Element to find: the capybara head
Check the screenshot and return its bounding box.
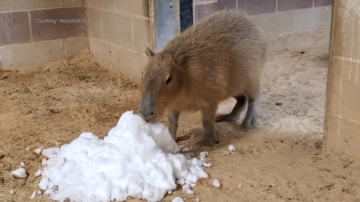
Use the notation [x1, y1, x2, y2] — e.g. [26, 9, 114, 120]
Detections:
[138, 47, 186, 123]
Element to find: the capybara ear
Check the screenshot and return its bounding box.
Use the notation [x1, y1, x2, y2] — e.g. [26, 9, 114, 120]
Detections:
[145, 47, 155, 57]
[172, 50, 186, 65]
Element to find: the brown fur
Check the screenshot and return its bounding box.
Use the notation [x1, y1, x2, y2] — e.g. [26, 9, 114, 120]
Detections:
[139, 10, 268, 147]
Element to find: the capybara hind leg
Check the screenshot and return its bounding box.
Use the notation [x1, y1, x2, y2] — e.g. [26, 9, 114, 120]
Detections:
[215, 95, 247, 122]
[240, 97, 260, 131]
[168, 110, 179, 141]
[199, 104, 219, 147]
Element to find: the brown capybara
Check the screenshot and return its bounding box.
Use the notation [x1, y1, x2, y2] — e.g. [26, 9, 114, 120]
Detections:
[138, 10, 267, 147]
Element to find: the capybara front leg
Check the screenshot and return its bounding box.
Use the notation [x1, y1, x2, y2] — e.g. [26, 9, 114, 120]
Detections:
[168, 110, 179, 141]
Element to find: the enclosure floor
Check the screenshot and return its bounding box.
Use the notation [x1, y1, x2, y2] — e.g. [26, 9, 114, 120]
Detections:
[1, 26, 360, 202]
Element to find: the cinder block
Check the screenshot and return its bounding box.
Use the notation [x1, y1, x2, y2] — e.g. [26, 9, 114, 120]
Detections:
[89, 38, 147, 84]
[132, 17, 151, 52]
[115, 0, 150, 18]
[325, 57, 343, 116]
[30, 7, 86, 41]
[332, 4, 359, 60]
[87, 0, 115, 10]
[61, 0, 85, 6]
[251, 11, 295, 37]
[294, 7, 332, 32]
[341, 60, 360, 121]
[101, 10, 132, 48]
[86, 7, 101, 38]
[0, 11, 31, 46]
[0, 39, 65, 68]
[0, 0, 60, 11]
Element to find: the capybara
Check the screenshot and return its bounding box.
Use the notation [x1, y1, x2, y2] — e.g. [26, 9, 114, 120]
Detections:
[138, 10, 267, 147]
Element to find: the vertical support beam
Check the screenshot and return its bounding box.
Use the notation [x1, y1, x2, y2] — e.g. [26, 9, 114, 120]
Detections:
[323, 0, 360, 157]
[154, 0, 181, 52]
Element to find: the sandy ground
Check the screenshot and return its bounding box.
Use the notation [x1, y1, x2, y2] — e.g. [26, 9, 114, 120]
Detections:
[1, 26, 360, 202]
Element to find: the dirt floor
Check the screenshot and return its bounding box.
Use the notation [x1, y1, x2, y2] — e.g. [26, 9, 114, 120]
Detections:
[1, 26, 360, 202]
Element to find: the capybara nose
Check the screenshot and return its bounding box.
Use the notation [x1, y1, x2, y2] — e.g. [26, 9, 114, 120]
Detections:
[138, 108, 155, 122]
[143, 112, 155, 122]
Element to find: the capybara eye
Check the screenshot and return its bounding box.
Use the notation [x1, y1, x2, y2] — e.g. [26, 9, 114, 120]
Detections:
[165, 74, 172, 85]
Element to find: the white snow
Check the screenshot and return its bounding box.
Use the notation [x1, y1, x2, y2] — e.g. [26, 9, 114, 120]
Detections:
[182, 147, 190, 152]
[172, 196, 185, 202]
[30, 191, 36, 199]
[38, 111, 209, 202]
[20, 162, 25, 167]
[200, 151, 208, 161]
[182, 184, 194, 194]
[42, 148, 59, 158]
[202, 162, 212, 167]
[34, 147, 42, 155]
[34, 169, 42, 177]
[228, 144, 236, 152]
[10, 190, 14, 194]
[11, 167, 27, 178]
[196, 198, 200, 202]
[213, 179, 221, 187]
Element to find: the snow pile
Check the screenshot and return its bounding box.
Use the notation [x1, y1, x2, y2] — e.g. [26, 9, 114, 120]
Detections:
[38, 111, 210, 202]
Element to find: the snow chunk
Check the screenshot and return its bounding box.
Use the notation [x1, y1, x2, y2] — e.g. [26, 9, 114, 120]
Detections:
[20, 162, 25, 167]
[38, 111, 210, 202]
[34, 147, 42, 155]
[172, 196, 185, 202]
[213, 179, 221, 187]
[30, 191, 36, 200]
[228, 144, 236, 152]
[11, 167, 27, 178]
[35, 169, 42, 177]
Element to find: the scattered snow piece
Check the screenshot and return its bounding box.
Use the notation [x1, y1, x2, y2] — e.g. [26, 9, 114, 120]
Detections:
[213, 179, 221, 187]
[172, 196, 185, 202]
[42, 148, 59, 158]
[37, 190, 42, 195]
[34, 147, 42, 155]
[182, 147, 190, 152]
[26, 147, 30, 151]
[10, 190, 14, 194]
[196, 198, 200, 202]
[168, 190, 172, 195]
[202, 162, 212, 167]
[11, 167, 27, 178]
[238, 184, 243, 188]
[228, 145, 236, 152]
[41, 159, 47, 166]
[39, 111, 209, 202]
[190, 183, 196, 187]
[200, 151, 208, 161]
[30, 191, 36, 199]
[20, 162, 25, 167]
[34, 169, 42, 177]
[182, 184, 194, 194]
[39, 178, 49, 190]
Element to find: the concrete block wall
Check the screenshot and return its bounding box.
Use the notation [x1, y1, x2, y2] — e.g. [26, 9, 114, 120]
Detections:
[323, 0, 360, 157]
[86, 0, 155, 84]
[0, 0, 88, 68]
[194, 0, 333, 37]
